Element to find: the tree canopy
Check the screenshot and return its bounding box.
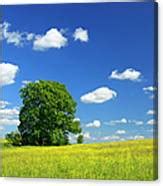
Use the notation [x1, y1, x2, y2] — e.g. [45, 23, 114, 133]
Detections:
[18, 80, 82, 146]
[77, 134, 84, 144]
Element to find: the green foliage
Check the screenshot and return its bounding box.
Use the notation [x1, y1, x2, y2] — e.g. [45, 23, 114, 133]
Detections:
[77, 134, 83, 144]
[69, 120, 82, 134]
[18, 80, 81, 146]
[50, 129, 69, 146]
[2, 139, 157, 180]
[5, 131, 22, 146]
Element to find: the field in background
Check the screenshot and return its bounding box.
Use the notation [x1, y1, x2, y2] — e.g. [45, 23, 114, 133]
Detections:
[1, 139, 157, 180]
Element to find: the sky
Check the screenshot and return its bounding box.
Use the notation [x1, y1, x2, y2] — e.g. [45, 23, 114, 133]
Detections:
[0, 2, 157, 143]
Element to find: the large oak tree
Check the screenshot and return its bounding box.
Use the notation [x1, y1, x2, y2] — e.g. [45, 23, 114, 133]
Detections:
[18, 80, 81, 146]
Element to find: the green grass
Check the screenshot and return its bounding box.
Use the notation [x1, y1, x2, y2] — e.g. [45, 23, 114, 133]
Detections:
[1, 139, 158, 180]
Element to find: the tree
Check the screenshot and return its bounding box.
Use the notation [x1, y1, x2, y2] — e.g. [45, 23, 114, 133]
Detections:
[5, 131, 22, 146]
[18, 80, 81, 146]
[77, 134, 83, 144]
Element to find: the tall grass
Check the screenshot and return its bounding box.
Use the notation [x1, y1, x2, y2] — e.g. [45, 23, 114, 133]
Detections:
[2, 139, 157, 180]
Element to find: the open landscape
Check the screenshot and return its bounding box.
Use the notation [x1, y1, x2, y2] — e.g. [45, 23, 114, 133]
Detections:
[0, 3, 157, 181]
[1, 139, 157, 180]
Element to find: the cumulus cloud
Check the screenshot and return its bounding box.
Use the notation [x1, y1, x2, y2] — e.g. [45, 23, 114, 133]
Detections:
[22, 80, 31, 84]
[26, 33, 35, 41]
[0, 126, 4, 131]
[109, 68, 141, 81]
[0, 100, 10, 109]
[33, 28, 68, 51]
[143, 86, 156, 100]
[0, 102, 20, 126]
[134, 135, 145, 140]
[0, 63, 19, 86]
[0, 108, 19, 118]
[0, 21, 35, 46]
[101, 135, 120, 141]
[149, 95, 155, 100]
[106, 118, 143, 126]
[128, 120, 143, 125]
[1, 21, 68, 50]
[147, 109, 155, 115]
[80, 87, 117, 104]
[143, 86, 157, 92]
[83, 132, 91, 139]
[1, 21, 89, 50]
[86, 120, 101, 128]
[0, 118, 20, 126]
[109, 118, 127, 125]
[127, 135, 145, 140]
[147, 119, 156, 125]
[73, 27, 89, 42]
[22, 80, 32, 86]
[5, 31, 23, 46]
[116, 130, 126, 134]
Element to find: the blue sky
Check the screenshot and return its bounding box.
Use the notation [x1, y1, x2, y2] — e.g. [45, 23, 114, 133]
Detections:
[0, 2, 157, 143]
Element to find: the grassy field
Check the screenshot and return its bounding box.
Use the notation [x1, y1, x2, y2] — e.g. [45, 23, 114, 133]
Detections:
[1, 139, 158, 180]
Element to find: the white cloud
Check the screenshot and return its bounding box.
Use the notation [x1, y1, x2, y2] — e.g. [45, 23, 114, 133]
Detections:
[0, 22, 10, 40]
[91, 137, 97, 141]
[80, 87, 117, 104]
[0, 63, 19, 86]
[107, 118, 143, 126]
[26, 33, 35, 41]
[69, 134, 78, 143]
[109, 118, 127, 125]
[0, 21, 34, 47]
[116, 130, 126, 134]
[73, 27, 89, 42]
[147, 109, 155, 115]
[83, 132, 91, 139]
[147, 119, 156, 125]
[143, 86, 157, 96]
[0, 108, 19, 118]
[127, 135, 145, 140]
[0, 126, 4, 131]
[1, 22, 68, 49]
[101, 135, 120, 141]
[5, 31, 23, 46]
[143, 86, 156, 100]
[143, 86, 157, 92]
[134, 135, 145, 140]
[0, 100, 10, 109]
[86, 120, 101, 128]
[22, 80, 31, 85]
[128, 120, 143, 125]
[149, 95, 155, 99]
[33, 28, 68, 51]
[0, 102, 19, 126]
[109, 68, 141, 81]
[1, 21, 88, 50]
[0, 118, 20, 126]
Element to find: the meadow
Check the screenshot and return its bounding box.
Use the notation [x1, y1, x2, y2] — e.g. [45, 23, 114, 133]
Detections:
[1, 139, 158, 180]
